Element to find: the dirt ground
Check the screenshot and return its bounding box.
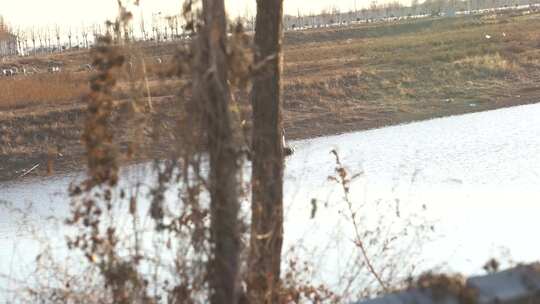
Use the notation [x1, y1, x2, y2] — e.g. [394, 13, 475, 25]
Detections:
[1, 12, 540, 182]
[1, 85, 537, 183]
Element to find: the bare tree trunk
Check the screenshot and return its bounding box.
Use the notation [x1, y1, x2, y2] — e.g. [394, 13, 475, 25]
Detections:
[199, 1, 241, 303]
[248, 0, 285, 303]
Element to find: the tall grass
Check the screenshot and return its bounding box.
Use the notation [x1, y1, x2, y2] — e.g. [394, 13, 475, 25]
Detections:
[0, 73, 88, 110]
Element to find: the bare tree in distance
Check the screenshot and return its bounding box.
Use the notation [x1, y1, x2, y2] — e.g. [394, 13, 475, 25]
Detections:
[46, 27, 52, 53]
[163, 24, 169, 41]
[92, 24, 102, 44]
[173, 15, 180, 38]
[76, 30, 80, 48]
[139, 14, 148, 41]
[38, 29, 45, 53]
[54, 25, 61, 52]
[30, 27, 36, 55]
[166, 15, 174, 40]
[81, 25, 89, 49]
[15, 27, 25, 56]
[68, 27, 73, 49]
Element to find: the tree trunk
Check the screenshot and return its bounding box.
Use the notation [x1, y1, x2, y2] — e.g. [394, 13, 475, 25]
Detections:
[199, 1, 241, 303]
[248, 0, 285, 303]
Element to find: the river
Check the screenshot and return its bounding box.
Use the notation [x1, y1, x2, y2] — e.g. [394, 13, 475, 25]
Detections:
[1, 103, 540, 299]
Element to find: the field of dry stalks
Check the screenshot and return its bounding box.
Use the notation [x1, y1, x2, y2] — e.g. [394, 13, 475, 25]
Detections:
[1, 11, 540, 181]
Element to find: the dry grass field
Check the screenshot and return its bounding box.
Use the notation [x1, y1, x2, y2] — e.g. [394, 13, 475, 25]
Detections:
[1, 11, 540, 181]
[0, 73, 88, 110]
[281, 12, 540, 135]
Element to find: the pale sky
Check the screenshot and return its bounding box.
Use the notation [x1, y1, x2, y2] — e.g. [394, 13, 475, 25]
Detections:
[0, 0, 381, 28]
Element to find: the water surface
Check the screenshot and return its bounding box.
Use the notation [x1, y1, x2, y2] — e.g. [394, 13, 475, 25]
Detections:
[2, 103, 540, 297]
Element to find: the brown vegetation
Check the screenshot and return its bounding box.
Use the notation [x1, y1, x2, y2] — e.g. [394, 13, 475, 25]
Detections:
[0, 73, 88, 110]
[1, 10, 540, 181]
[49, 1, 289, 302]
[2, 5, 540, 303]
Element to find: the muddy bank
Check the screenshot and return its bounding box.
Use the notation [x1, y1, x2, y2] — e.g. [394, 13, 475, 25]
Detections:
[3, 12, 540, 182]
[1, 86, 538, 183]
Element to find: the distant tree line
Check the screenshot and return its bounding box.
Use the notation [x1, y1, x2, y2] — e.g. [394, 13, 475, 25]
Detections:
[272, 0, 540, 31]
[0, 13, 186, 57]
[1, 0, 539, 58]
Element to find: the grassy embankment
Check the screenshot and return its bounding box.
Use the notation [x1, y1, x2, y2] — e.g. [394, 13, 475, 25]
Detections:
[1, 11, 539, 180]
[282, 12, 540, 136]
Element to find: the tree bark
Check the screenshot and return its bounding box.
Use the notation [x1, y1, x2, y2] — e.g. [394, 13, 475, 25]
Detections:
[248, 0, 285, 303]
[198, 1, 241, 303]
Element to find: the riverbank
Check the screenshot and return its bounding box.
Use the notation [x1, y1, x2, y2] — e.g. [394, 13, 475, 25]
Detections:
[4, 102, 540, 299]
[1, 93, 537, 183]
[1, 10, 540, 182]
